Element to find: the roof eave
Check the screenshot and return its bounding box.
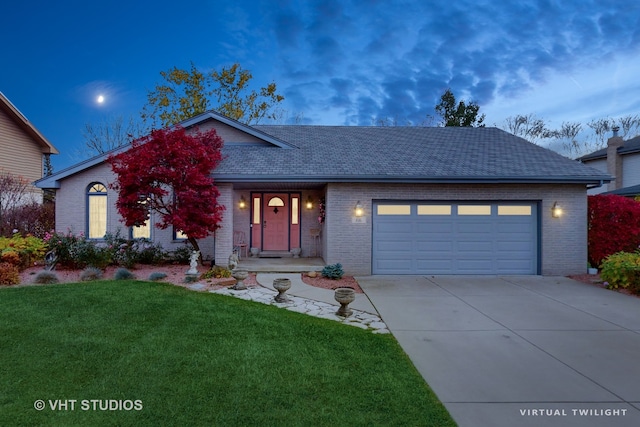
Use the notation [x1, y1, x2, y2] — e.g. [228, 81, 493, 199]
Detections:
[214, 174, 613, 185]
[0, 92, 59, 155]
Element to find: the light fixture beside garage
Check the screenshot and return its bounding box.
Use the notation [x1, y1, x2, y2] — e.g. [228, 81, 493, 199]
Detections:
[354, 201, 364, 217]
[551, 202, 562, 218]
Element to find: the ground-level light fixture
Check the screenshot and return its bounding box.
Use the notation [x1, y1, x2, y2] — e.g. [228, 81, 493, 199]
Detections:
[551, 202, 562, 218]
[354, 201, 364, 217]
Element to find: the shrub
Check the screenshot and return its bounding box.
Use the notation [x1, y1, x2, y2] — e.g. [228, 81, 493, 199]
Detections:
[148, 272, 167, 281]
[0, 234, 47, 270]
[104, 230, 140, 268]
[80, 267, 103, 282]
[184, 275, 199, 284]
[114, 268, 135, 280]
[0, 262, 20, 286]
[75, 241, 112, 270]
[322, 263, 344, 280]
[45, 231, 112, 270]
[33, 270, 59, 284]
[201, 266, 231, 280]
[1, 201, 54, 238]
[137, 243, 167, 265]
[44, 230, 85, 269]
[588, 195, 640, 266]
[172, 245, 193, 264]
[1, 250, 21, 267]
[600, 251, 640, 292]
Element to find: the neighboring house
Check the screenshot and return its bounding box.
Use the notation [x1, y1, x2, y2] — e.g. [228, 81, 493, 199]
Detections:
[0, 91, 59, 202]
[36, 111, 610, 276]
[579, 128, 640, 197]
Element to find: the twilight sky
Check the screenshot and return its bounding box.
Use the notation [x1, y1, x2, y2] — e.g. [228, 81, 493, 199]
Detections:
[2, 0, 640, 170]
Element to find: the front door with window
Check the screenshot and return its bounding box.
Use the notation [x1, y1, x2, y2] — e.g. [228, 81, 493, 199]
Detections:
[263, 194, 288, 250]
[251, 193, 301, 251]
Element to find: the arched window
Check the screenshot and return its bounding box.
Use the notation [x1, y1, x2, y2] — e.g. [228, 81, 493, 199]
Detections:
[267, 197, 285, 207]
[87, 183, 107, 239]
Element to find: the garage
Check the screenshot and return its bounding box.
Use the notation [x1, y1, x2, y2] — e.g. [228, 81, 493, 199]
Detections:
[372, 201, 539, 275]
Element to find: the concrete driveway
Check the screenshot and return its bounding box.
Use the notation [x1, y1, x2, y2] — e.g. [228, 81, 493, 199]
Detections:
[357, 275, 640, 427]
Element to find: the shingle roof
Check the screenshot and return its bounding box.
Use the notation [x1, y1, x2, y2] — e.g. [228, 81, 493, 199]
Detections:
[216, 125, 610, 184]
[35, 113, 611, 189]
[579, 135, 640, 161]
[603, 184, 640, 197]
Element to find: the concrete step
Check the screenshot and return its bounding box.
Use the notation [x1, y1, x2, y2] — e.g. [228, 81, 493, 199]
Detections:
[258, 251, 293, 258]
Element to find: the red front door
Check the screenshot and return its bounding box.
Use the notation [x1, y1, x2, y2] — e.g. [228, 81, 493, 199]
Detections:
[263, 194, 289, 250]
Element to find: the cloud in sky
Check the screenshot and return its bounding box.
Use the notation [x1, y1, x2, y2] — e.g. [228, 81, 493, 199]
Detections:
[256, 0, 640, 125]
[2, 0, 640, 169]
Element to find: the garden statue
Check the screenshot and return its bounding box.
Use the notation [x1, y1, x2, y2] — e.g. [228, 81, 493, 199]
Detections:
[186, 250, 200, 275]
[228, 250, 239, 270]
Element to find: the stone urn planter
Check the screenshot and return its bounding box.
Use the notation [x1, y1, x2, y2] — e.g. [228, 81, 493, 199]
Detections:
[232, 269, 249, 290]
[291, 248, 301, 258]
[250, 247, 260, 257]
[273, 278, 292, 302]
[334, 287, 356, 317]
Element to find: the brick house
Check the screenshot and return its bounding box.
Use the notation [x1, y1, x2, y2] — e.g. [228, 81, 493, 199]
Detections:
[36, 111, 609, 276]
[579, 128, 640, 197]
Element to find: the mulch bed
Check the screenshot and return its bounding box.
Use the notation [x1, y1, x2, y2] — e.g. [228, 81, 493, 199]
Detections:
[16, 263, 363, 294]
[568, 273, 640, 299]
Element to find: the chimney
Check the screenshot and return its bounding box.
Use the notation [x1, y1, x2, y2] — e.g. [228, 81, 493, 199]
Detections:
[607, 126, 624, 190]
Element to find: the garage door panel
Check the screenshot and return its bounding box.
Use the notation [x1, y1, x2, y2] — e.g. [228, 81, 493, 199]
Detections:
[457, 260, 494, 274]
[417, 241, 454, 252]
[416, 221, 453, 233]
[457, 241, 493, 252]
[496, 260, 534, 273]
[376, 222, 413, 233]
[496, 241, 533, 252]
[377, 258, 413, 268]
[373, 201, 538, 275]
[456, 222, 495, 233]
[416, 260, 455, 274]
[497, 222, 533, 233]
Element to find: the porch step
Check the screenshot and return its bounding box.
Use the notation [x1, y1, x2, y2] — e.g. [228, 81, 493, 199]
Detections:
[258, 251, 293, 258]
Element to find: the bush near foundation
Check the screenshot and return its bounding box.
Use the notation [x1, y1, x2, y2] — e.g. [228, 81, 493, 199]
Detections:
[600, 251, 640, 292]
[322, 263, 344, 280]
[588, 195, 640, 267]
[0, 262, 19, 286]
[0, 234, 47, 270]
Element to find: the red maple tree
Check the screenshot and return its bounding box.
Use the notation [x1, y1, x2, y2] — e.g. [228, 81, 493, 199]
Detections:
[588, 194, 640, 266]
[108, 126, 225, 255]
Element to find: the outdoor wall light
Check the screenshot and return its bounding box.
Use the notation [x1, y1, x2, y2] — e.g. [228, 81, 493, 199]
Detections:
[305, 196, 314, 210]
[354, 201, 364, 217]
[551, 202, 562, 218]
[239, 195, 247, 209]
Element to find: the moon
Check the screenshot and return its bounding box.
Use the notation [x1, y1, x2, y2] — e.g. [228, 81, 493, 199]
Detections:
[97, 95, 105, 104]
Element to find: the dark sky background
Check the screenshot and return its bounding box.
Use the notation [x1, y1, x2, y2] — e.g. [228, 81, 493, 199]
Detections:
[2, 0, 640, 169]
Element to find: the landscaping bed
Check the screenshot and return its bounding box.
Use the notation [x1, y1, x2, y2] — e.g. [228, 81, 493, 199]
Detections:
[18, 264, 361, 293]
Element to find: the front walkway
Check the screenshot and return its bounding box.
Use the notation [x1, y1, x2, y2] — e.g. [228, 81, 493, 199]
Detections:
[358, 275, 640, 427]
[188, 272, 389, 334]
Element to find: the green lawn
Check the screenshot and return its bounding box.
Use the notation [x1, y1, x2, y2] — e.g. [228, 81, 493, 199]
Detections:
[0, 280, 455, 426]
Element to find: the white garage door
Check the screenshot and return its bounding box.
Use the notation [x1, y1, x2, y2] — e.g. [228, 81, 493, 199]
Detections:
[372, 202, 538, 275]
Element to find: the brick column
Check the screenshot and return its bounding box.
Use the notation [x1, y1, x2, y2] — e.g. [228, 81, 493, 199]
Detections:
[214, 183, 234, 267]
